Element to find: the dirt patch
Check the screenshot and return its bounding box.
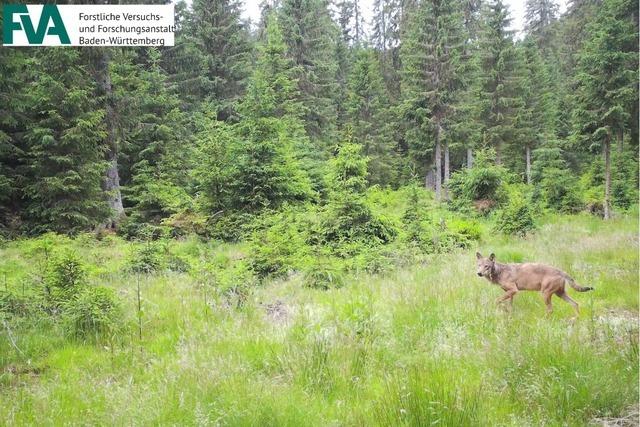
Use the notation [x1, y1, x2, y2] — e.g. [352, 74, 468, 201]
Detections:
[596, 309, 639, 331]
[591, 405, 639, 427]
[1, 363, 45, 387]
[262, 300, 290, 324]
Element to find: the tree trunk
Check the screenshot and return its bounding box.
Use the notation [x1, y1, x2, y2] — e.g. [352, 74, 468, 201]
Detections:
[425, 167, 436, 190]
[603, 134, 612, 220]
[617, 128, 624, 153]
[434, 125, 442, 201]
[466, 147, 473, 168]
[525, 145, 531, 185]
[443, 140, 450, 200]
[95, 48, 124, 228]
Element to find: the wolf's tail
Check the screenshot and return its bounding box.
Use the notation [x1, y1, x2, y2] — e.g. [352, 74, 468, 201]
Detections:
[566, 277, 594, 292]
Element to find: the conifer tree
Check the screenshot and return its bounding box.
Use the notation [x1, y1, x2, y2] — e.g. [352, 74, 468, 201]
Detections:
[372, 0, 404, 96]
[190, 0, 252, 119]
[279, 0, 340, 144]
[0, 48, 27, 231]
[478, 0, 521, 165]
[161, 0, 211, 110]
[401, 0, 467, 200]
[22, 49, 110, 233]
[573, 0, 638, 219]
[516, 37, 557, 184]
[234, 16, 313, 210]
[113, 49, 191, 226]
[524, 0, 559, 44]
[336, 0, 365, 46]
[347, 49, 398, 186]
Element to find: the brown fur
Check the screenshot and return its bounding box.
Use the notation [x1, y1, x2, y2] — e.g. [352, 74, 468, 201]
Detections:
[475, 252, 594, 318]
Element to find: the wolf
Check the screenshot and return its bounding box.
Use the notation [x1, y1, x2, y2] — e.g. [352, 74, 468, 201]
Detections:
[475, 252, 593, 318]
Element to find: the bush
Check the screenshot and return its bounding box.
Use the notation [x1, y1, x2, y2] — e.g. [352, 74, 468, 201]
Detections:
[64, 286, 122, 340]
[448, 218, 483, 242]
[167, 255, 191, 273]
[216, 261, 255, 309]
[0, 292, 33, 317]
[448, 149, 510, 213]
[118, 217, 169, 241]
[494, 198, 536, 237]
[316, 141, 398, 250]
[128, 242, 166, 273]
[45, 249, 87, 306]
[248, 208, 310, 279]
[303, 257, 345, 290]
[316, 197, 397, 247]
[539, 168, 583, 213]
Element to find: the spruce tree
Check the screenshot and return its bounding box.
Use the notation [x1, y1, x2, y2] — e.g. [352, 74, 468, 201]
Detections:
[372, 0, 404, 97]
[234, 16, 313, 210]
[113, 49, 191, 226]
[573, 0, 638, 219]
[161, 0, 211, 110]
[515, 37, 557, 184]
[401, 0, 467, 200]
[22, 49, 110, 233]
[478, 0, 521, 165]
[0, 47, 27, 231]
[524, 0, 560, 44]
[347, 49, 398, 186]
[190, 0, 252, 120]
[279, 0, 340, 144]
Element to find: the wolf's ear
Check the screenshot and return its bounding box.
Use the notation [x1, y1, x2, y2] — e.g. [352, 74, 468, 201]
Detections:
[489, 253, 495, 261]
[475, 252, 482, 259]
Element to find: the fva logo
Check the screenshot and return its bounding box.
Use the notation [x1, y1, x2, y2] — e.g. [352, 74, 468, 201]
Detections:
[3, 4, 70, 45]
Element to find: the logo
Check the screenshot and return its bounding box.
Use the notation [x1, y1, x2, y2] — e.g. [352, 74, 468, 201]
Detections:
[3, 4, 70, 45]
[2, 4, 174, 47]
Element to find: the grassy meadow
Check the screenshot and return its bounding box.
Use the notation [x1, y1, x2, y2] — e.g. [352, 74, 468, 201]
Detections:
[0, 212, 638, 426]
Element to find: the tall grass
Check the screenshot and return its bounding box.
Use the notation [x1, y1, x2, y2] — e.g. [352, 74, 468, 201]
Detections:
[0, 213, 637, 425]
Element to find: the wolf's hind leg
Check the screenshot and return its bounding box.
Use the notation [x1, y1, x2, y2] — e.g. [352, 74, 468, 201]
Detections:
[541, 291, 554, 316]
[557, 290, 579, 319]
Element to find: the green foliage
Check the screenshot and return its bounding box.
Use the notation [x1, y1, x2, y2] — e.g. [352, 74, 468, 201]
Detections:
[478, 0, 523, 160]
[303, 257, 345, 290]
[63, 286, 122, 340]
[22, 49, 110, 233]
[45, 249, 87, 305]
[279, 0, 339, 142]
[187, 0, 252, 117]
[0, 292, 33, 317]
[495, 196, 537, 237]
[531, 143, 583, 213]
[216, 260, 255, 309]
[248, 208, 310, 279]
[448, 149, 509, 212]
[539, 168, 583, 213]
[128, 242, 166, 274]
[316, 141, 397, 250]
[346, 50, 398, 187]
[402, 185, 480, 253]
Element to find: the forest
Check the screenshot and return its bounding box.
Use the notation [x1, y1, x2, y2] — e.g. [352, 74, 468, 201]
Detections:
[0, 0, 638, 425]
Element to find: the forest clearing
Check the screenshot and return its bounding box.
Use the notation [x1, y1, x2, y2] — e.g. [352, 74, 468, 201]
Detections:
[0, 204, 638, 425]
[1, 0, 638, 424]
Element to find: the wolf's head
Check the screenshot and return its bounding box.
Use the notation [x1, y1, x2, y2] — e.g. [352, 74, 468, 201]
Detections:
[475, 252, 495, 278]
